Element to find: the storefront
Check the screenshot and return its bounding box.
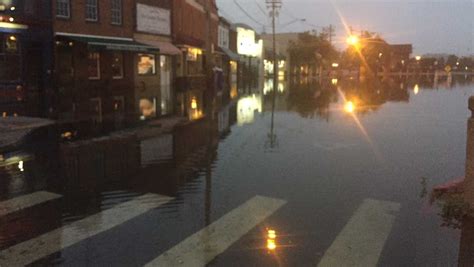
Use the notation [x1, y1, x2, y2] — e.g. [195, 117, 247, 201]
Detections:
[54, 33, 158, 126]
[0, 3, 53, 117]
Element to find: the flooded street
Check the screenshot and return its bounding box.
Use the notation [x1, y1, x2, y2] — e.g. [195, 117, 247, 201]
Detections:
[1, 75, 474, 266]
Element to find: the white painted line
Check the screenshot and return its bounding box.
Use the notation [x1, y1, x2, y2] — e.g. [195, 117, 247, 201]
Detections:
[0, 191, 62, 217]
[0, 193, 173, 266]
[145, 195, 287, 267]
[317, 199, 400, 267]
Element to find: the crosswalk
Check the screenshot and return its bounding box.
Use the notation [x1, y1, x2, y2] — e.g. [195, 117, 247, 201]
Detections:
[0, 191, 61, 217]
[317, 199, 400, 267]
[145, 195, 287, 267]
[0, 191, 400, 266]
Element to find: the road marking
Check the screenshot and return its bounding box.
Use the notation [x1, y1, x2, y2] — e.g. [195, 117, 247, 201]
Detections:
[317, 198, 400, 267]
[0, 191, 62, 217]
[145, 195, 287, 267]
[0, 193, 173, 266]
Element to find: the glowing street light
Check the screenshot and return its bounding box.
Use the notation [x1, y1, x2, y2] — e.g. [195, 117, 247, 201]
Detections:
[344, 101, 355, 113]
[346, 35, 359, 46]
[415, 56, 421, 61]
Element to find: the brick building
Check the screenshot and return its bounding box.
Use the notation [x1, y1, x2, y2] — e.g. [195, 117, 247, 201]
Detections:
[0, 0, 53, 117]
[172, 0, 219, 120]
[52, 0, 157, 131]
[134, 0, 181, 119]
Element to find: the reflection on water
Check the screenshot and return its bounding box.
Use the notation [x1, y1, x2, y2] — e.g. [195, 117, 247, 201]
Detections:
[0, 74, 473, 265]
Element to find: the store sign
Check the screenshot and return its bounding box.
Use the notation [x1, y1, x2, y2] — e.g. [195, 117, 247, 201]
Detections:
[136, 4, 171, 35]
[236, 27, 263, 57]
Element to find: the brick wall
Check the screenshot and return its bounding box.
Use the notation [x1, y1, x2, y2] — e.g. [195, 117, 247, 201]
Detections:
[172, 0, 218, 47]
[53, 0, 134, 38]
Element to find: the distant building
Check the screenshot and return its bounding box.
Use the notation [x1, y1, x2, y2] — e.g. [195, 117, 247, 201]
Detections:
[261, 32, 300, 78]
[234, 23, 264, 91]
[217, 17, 239, 101]
[388, 44, 413, 72]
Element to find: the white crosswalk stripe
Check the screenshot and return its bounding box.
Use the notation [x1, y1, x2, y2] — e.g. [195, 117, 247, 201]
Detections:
[145, 195, 287, 267]
[0, 193, 173, 266]
[0, 191, 62, 217]
[317, 198, 401, 267]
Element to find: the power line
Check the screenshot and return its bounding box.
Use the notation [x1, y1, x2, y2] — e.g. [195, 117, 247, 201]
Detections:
[233, 0, 266, 26]
[255, 0, 268, 17]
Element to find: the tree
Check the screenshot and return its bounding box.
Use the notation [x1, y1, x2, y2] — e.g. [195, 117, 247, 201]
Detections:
[287, 31, 339, 76]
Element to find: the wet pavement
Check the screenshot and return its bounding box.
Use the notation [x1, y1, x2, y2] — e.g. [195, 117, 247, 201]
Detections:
[0, 75, 474, 266]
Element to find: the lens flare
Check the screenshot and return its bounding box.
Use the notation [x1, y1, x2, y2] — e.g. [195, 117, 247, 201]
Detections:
[344, 101, 355, 113]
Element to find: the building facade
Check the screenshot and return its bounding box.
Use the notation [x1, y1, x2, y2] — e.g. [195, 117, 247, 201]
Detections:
[52, 0, 158, 131]
[172, 0, 219, 120]
[134, 0, 181, 119]
[0, 0, 53, 117]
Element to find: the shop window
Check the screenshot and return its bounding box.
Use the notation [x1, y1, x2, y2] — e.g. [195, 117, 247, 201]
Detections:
[56, 0, 70, 18]
[111, 0, 122, 25]
[0, 34, 21, 81]
[137, 54, 156, 75]
[88, 52, 100, 80]
[85, 0, 98, 22]
[139, 98, 157, 120]
[112, 52, 123, 79]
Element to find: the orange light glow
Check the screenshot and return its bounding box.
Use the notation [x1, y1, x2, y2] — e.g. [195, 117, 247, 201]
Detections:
[191, 98, 197, 109]
[347, 35, 359, 46]
[268, 229, 277, 239]
[267, 239, 276, 250]
[344, 101, 355, 113]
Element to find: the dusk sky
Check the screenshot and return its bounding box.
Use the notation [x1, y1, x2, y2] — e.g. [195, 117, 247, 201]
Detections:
[217, 0, 473, 56]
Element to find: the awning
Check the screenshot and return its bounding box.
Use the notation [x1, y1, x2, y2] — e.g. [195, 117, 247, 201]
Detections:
[219, 47, 240, 61]
[59, 34, 159, 52]
[136, 39, 182, 55]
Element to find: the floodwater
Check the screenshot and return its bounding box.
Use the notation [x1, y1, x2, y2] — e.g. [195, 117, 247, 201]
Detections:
[0, 75, 473, 266]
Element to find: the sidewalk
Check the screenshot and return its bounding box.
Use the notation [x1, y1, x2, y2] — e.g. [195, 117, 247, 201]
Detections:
[0, 117, 55, 152]
[111, 116, 189, 141]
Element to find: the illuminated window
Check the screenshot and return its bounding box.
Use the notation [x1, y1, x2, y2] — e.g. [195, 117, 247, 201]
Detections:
[56, 0, 70, 18]
[111, 52, 123, 79]
[88, 52, 100, 79]
[111, 0, 122, 25]
[137, 54, 156, 75]
[0, 34, 21, 81]
[85, 0, 98, 21]
[139, 98, 157, 119]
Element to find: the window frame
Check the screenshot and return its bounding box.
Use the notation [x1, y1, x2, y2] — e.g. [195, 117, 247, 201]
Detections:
[112, 52, 124, 79]
[111, 0, 123, 25]
[56, 0, 71, 19]
[137, 54, 157, 76]
[85, 0, 99, 22]
[88, 52, 101, 80]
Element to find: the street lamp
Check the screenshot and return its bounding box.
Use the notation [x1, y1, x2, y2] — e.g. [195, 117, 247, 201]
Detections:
[415, 56, 421, 61]
[346, 35, 359, 46]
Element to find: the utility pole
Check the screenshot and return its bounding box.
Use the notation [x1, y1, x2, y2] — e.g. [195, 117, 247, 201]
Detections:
[204, 0, 214, 115]
[327, 24, 335, 45]
[266, 0, 282, 149]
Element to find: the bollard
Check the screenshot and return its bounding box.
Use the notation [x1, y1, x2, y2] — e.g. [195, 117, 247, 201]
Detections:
[464, 96, 474, 205]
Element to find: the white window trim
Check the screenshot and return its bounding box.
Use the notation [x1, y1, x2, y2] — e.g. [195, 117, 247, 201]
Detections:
[111, 0, 123, 25]
[56, 0, 71, 18]
[85, 0, 99, 22]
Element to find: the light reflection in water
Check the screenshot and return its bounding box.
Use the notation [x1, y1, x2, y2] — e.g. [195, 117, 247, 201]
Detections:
[414, 84, 420, 95]
[266, 228, 277, 251]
